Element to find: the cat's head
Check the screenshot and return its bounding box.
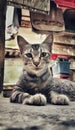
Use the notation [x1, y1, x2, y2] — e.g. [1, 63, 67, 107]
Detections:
[17, 34, 53, 76]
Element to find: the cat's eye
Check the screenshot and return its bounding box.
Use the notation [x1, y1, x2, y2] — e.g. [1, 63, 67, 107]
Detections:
[25, 53, 32, 58]
[41, 52, 47, 57]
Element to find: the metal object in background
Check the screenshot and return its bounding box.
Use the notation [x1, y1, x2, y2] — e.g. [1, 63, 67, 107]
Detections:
[30, 1, 65, 33]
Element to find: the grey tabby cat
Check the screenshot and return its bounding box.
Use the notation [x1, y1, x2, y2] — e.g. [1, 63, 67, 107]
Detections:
[10, 34, 75, 105]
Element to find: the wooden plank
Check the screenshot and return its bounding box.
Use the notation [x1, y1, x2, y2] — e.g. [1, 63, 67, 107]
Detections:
[54, 32, 75, 37]
[7, 0, 50, 14]
[0, 0, 6, 92]
[52, 44, 75, 56]
[54, 33, 75, 46]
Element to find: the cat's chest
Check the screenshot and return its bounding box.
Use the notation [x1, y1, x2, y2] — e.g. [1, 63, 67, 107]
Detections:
[25, 75, 50, 91]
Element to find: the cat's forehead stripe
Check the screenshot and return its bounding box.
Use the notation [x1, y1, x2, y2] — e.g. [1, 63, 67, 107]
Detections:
[31, 44, 40, 50]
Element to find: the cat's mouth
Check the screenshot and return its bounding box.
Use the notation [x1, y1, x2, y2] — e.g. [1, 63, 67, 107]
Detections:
[34, 67, 41, 70]
[33, 65, 43, 71]
[33, 65, 46, 71]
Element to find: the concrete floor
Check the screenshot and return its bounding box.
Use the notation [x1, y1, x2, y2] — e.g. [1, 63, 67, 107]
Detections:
[0, 94, 75, 130]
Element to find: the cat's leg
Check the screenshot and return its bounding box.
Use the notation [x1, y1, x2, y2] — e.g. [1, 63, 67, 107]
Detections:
[49, 91, 70, 105]
[10, 86, 30, 103]
[10, 86, 47, 105]
[23, 93, 47, 106]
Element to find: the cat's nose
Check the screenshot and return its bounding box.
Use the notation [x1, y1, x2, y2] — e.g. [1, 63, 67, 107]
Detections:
[34, 61, 39, 67]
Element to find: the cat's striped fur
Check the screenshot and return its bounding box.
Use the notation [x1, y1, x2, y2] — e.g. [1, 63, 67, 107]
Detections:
[10, 34, 75, 105]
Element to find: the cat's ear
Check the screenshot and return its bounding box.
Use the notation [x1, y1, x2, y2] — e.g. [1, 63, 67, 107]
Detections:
[42, 33, 53, 52]
[17, 35, 29, 53]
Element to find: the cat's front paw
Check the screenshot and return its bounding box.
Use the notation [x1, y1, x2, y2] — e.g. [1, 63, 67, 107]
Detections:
[50, 91, 70, 105]
[23, 94, 47, 106]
